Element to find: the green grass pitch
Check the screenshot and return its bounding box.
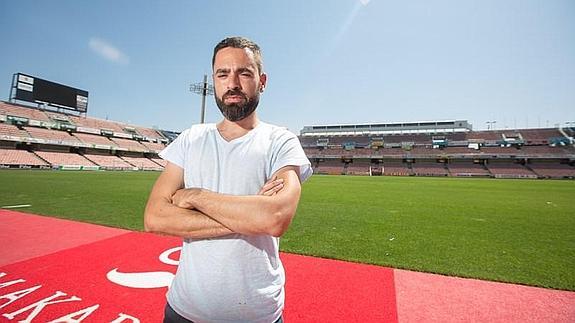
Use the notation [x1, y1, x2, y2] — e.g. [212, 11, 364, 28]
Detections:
[1, 170, 573, 291]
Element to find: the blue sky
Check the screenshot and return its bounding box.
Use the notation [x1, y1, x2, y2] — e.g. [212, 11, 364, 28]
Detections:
[1, 0, 574, 133]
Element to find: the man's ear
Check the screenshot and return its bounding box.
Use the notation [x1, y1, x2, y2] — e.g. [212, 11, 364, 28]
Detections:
[259, 73, 267, 93]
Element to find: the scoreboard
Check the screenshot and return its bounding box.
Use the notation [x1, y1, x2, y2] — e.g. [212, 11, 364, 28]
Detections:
[12, 73, 89, 113]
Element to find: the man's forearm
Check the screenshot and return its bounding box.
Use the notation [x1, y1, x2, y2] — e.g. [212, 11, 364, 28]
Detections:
[177, 182, 299, 237]
[144, 197, 233, 239]
[192, 191, 281, 236]
[145, 172, 287, 239]
[170, 167, 301, 237]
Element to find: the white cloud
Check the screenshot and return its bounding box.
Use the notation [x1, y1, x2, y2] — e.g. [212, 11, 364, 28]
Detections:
[89, 38, 130, 64]
[359, 0, 371, 6]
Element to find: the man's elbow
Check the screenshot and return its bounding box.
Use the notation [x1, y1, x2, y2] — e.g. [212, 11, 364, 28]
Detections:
[143, 206, 160, 233]
[268, 224, 289, 238]
[143, 216, 155, 233]
[265, 208, 296, 237]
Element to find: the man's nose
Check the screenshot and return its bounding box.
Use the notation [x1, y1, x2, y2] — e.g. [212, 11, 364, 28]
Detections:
[227, 73, 241, 90]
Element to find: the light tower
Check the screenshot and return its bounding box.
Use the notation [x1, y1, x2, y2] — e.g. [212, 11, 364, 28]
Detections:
[486, 120, 497, 130]
[189, 74, 214, 124]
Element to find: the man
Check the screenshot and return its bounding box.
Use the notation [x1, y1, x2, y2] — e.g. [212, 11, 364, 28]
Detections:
[144, 36, 312, 323]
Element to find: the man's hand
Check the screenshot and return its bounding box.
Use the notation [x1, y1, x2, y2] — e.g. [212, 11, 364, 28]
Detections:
[171, 188, 202, 209]
[258, 176, 284, 196]
[172, 177, 285, 209]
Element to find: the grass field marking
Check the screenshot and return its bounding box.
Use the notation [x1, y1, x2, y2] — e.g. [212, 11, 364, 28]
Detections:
[1, 204, 32, 209]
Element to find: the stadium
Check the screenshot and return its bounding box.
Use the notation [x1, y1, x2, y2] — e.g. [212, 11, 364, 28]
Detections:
[2, 92, 574, 178]
[301, 120, 575, 178]
[2, 1, 575, 321]
[0, 73, 574, 322]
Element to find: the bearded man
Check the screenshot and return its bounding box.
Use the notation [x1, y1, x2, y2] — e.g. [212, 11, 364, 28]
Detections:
[144, 36, 312, 323]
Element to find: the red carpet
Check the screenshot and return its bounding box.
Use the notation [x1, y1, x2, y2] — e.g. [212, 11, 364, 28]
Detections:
[394, 269, 575, 323]
[282, 253, 397, 322]
[1, 209, 574, 322]
[0, 210, 397, 322]
[0, 211, 128, 267]
[0, 232, 178, 322]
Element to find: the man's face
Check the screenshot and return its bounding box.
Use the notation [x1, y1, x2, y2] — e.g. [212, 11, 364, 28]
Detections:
[213, 47, 267, 122]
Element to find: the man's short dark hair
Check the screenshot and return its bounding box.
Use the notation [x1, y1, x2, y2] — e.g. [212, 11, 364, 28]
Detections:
[212, 37, 264, 74]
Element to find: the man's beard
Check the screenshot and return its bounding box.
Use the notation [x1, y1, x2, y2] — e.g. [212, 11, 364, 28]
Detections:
[215, 90, 260, 122]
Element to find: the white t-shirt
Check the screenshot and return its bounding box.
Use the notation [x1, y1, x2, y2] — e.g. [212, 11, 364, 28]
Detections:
[159, 121, 312, 323]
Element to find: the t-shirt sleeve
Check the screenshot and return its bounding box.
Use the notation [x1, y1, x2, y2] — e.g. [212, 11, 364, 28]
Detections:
[158, 129, 189, 169]
[270, 130, 313, 183]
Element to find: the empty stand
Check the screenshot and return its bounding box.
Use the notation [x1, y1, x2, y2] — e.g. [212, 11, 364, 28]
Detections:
[0, 148, 49, 166]
[45, 113, 73, 123]
[120, 156, 163, 170]
[520, 145, 573, 157]
[73, 133, 117, 147]
[35, 151, 95, 167]
[480, 146, 525, 155]
[408, 146, 446, 157]
[0, 123, 29, 138]
[83, 154, 135, 170]
[150, 157, 167, 167]
[3, 101, 575, 177]
[300, 136, 322, 147]
[315, 159, 345, 175]
[301, 132, 469, 147]
[411, 161, 448, 176]
[440, 146, 481, 155]
[382, 160, 411, 176]
[312, 148, 356, 157]
[528, 162, 575, 178]
[446, 132, 467, 141]
[24, 127, 81, 144]
[447, 161, 490, 177]
[520, 128, 564, 144]
[377, 147, 408, 156]
[323, 135, 371, 146]
[133, 126, 164, 140]
[465, 131, 503, 141]
[382, 133, 430, 144]
[0, 102, 51, 122]
[303, 147, 322, 156]
[485, 161, 537, 178]
[67, 115, 125, 132]
[346, 159, 372, 175]
[0, 101, 170, 171]
[140, 141, 167, 153]
[110, 137, 149, 152]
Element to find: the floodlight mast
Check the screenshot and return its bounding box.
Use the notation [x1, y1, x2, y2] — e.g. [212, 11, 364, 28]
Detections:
[486, 120, 497, 130]
[189, 74, 214, 124]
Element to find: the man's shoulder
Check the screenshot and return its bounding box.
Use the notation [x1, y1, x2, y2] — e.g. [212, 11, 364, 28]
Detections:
[257, 121, 297, 140]
[179, 123, 217, 139]
[190, 123, 217, 131]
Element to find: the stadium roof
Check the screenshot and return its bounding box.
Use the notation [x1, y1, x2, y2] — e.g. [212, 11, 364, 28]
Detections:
[300, 120, 473, 136]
